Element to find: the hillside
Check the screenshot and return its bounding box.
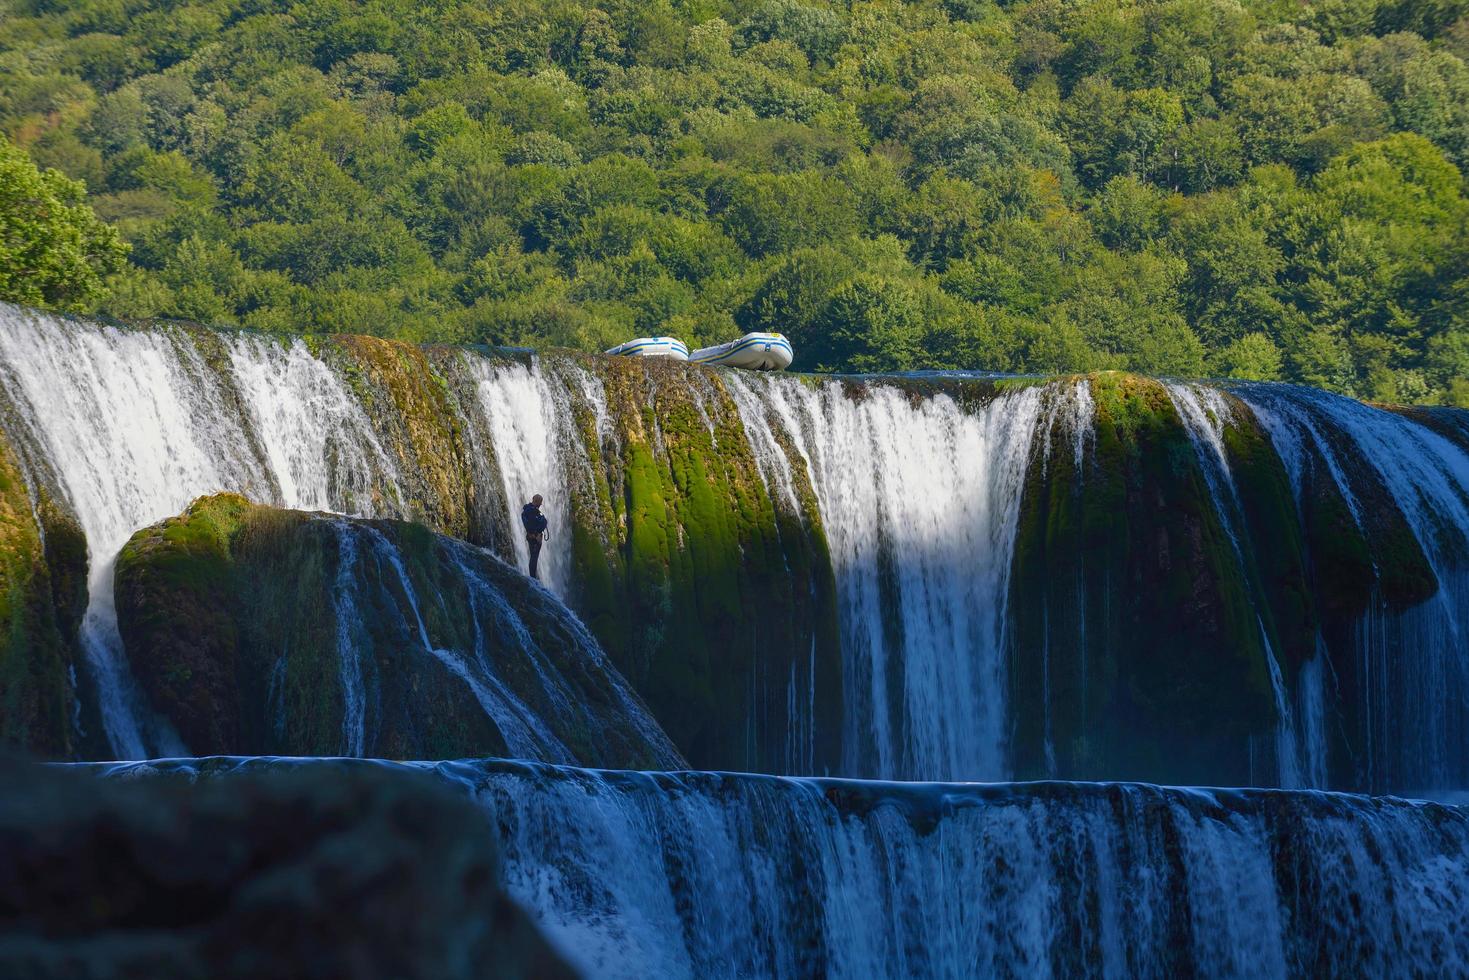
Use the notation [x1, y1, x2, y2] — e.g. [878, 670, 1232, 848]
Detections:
[2, 0, 1468, 402]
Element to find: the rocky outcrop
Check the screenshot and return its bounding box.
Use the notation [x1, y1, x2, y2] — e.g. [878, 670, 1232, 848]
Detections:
[0, 758, 576, 979]
[1009, 375, 1284, 784]
[0, 426, 87, 757]
[114, 495, 682, 768]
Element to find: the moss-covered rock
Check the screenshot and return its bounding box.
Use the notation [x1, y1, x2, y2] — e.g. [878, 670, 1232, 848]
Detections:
[563, 357, 844, 772]
[0, 428, 86, 757]
[116, 494, 683, 768]
[1219, 399, 1317, 672]
[318, 335, 476, 537]
[1009, 374, 1281, 785]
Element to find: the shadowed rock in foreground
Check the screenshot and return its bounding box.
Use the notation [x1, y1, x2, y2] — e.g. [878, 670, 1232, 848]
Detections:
[0, 759, 576, 980]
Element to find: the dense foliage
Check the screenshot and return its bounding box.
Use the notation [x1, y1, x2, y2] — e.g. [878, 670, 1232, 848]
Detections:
[2, 0, 1467, 401]
[0, 135, 126, 308]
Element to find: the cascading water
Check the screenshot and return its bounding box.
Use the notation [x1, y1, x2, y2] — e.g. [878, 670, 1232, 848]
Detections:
[463, 356, 581, 596]
[1031, 379, 1096, 775]
[11, 302, 1469, 974]
[0, 304, 638, 760]
[312, 515, 683, 767]
[0, 308, 419, 757]
[1235, 382, 1469, 792]
[101, 756, 1469, 979]
[0, 308, 271, 757]
[727, 375, 1046, 781]
[331, 522, 370, 757]
[4, 303, 1468, 792]
[227, 335, 400, 513]
[1166, 382, 1318, 788]
[351, 522, 578, 762]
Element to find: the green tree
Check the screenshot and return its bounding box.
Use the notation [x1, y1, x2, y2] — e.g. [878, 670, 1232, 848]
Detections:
[1215, 332, 1285, 380]
[812, 275, 925, 372]
[1061, 79, 1184, 188]
[0, 136, 128, 309]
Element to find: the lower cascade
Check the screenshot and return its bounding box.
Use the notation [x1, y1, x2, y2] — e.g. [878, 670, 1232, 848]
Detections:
[98, 757, 1469, 979]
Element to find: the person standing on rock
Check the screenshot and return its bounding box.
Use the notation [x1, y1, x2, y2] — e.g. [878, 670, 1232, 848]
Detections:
[521, 494, 549, 580]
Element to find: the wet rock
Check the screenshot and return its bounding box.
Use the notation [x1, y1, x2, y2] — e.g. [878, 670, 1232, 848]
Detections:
[114, 494, 682, 768]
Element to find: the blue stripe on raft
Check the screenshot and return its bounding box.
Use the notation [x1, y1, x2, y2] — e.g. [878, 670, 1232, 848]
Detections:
[694, 338, 792, 362]
[612, 339, 690, 357]
[693, 336, 793, 364]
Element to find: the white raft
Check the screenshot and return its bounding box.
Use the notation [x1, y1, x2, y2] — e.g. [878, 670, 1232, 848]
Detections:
[690, 332, 793, 371]
[604, 336, 689, 360]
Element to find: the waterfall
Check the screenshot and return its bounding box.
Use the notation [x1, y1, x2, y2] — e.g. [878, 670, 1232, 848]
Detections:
[227, 335, 400, 513]
[1165, 383, 1243, 547]
[729, 376, 1046, 781]
[0, 308, 421, 757]
[359, 523, 576, 763]
[101, 757, 1469, 979]
[332, 522, 369, 756]
[462, 356, 581, 595]
[1235, 383, 1469, 791]
[0, 304, 650, 762]
[314, 517, 681, 767]
[1166, 382, 1309, 787]
[0, 308, 267, 757]
[4, 302, 1468, 789]
[1298, 647, 1329, 787]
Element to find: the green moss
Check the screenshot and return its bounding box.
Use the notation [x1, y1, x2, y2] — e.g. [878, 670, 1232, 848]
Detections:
[1010, 374, 1277, 785]
[1287, 418, 1438, 614]
[113, 494, 679, 766]
[0, 430, 85, 758]
[1220, 400, 1316, 674]
[325, 335, 474, 537]
[555, 357, 844, 770]
[114, 493, 249, 752]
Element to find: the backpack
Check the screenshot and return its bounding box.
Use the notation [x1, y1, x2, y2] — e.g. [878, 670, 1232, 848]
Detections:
[521, 503, 547, 535]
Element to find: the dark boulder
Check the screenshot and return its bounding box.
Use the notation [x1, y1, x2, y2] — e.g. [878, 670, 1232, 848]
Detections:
[0, 758, 577, 979]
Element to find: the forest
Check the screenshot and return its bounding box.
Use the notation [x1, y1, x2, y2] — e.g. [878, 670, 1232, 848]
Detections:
[2, 0, 1468, 403]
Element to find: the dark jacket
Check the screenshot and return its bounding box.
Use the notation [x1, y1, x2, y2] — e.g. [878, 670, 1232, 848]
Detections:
[521, 502, 548, 536]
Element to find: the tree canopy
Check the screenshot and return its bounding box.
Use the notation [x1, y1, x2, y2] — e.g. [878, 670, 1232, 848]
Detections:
[2, 0, 1467, 403]
[0, 134, 127, 309]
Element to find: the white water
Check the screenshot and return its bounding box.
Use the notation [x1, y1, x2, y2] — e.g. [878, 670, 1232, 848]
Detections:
[0, 308, 273, 757]
[315, 517, 681, 766]
[475, 767, 1469, 979]
[0, 305, 640, 760]
[5, 303, 1468, 790]
[227, 335, 399, 513]
[108, 757, 1469, 979]
[729, 376, 1047, 781]
[466, 357, 579, 595]
[361, 524, 576, 762]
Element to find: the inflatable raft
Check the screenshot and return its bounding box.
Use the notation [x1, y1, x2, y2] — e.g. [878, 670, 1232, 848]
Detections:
[690, 332, 793, 371]
[605, 336, 689, 360]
